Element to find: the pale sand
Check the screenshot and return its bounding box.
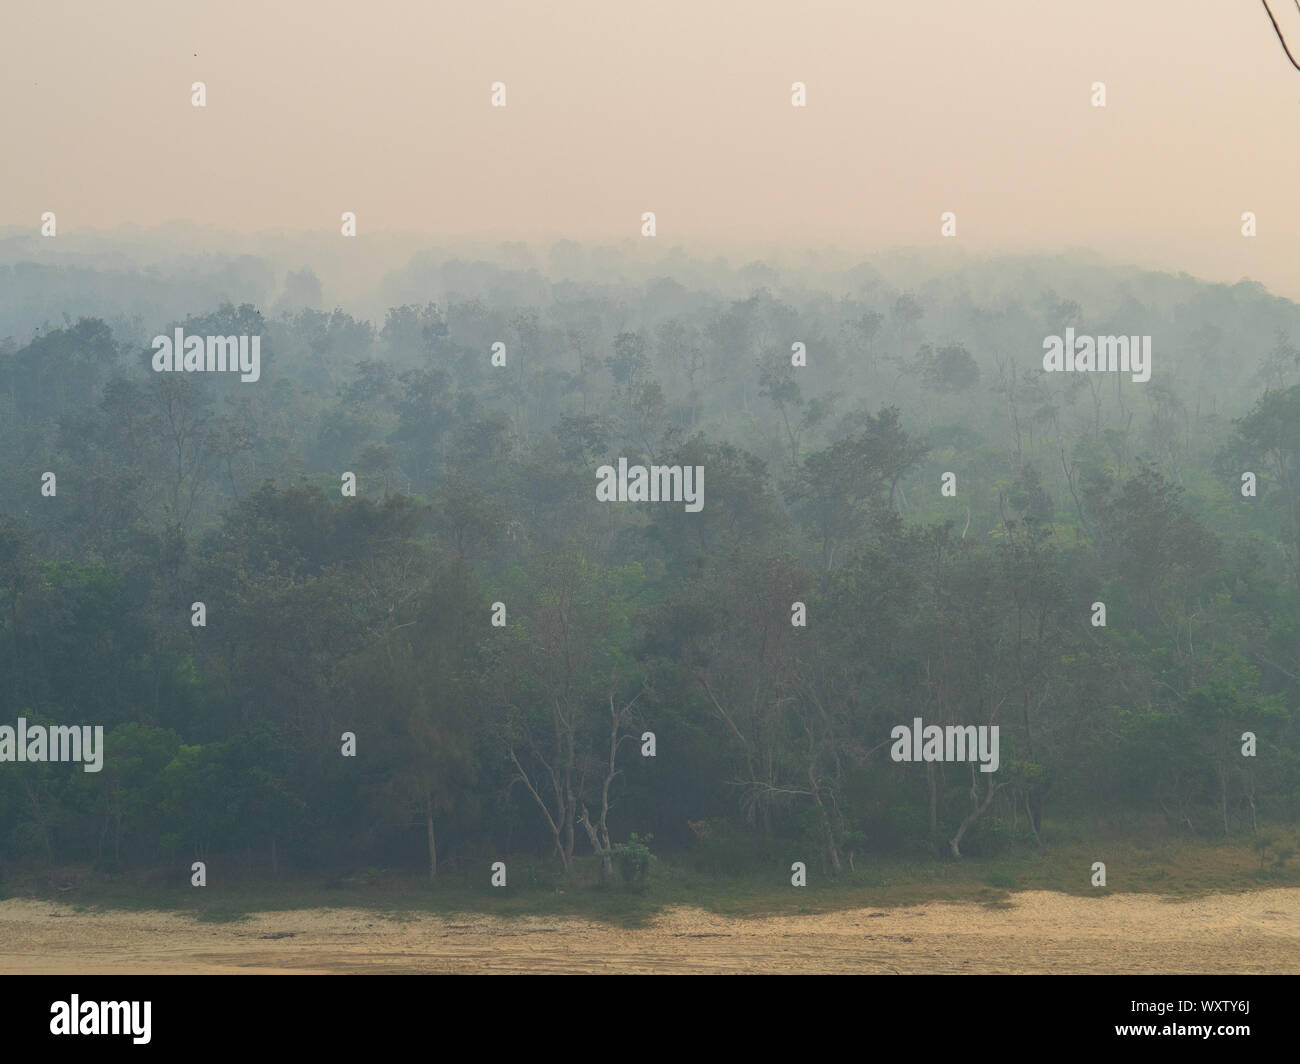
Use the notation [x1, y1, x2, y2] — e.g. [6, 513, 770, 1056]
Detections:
[0, 889, 1296, 974]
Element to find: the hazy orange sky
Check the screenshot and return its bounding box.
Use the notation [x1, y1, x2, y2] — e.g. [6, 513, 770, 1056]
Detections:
[5, 0, 1300, 296]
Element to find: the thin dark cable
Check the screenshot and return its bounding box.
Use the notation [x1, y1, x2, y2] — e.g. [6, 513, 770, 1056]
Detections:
[1261, 0, 1300, 71]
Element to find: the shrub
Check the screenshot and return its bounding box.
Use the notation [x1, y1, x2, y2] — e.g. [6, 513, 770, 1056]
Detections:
[608, 833, 654, 889]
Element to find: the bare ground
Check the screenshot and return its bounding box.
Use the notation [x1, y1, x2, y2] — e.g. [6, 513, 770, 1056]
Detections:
[1, 889, 1296, 974]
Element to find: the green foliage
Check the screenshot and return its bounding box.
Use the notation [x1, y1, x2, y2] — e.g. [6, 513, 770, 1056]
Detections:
[3, 263, 1300, 890]
[607, 834, 655, 890]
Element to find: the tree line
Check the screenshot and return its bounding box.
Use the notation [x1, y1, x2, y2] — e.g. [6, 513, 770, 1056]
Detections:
[1, 263, 1298, 883]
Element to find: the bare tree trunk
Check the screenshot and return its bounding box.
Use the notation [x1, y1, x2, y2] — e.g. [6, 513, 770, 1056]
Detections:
[927, 761, 939, 840]
[949, 768, 1005, 859]
[1219, 766, 1229, 838]
[578, 807, 611, 884]
[563, 795, 575, 868]
[1246, 771, 1257, 835]
[1024, 791, 1041, 847]
[508, 746, 570, 876]
[1028, 783, 1046, 837]
[424, 791, 438, 882]
[821, 809, 842, 875]
[810, 775, 842, 874]
[23, 779, 54, 867]
[582, 683, 647, 884]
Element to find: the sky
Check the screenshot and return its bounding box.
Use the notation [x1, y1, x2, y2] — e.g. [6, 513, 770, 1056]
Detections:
[5, 0, 1300, 298]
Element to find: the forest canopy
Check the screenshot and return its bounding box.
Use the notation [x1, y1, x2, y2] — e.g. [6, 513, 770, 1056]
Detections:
[1, 244, 1298, 884]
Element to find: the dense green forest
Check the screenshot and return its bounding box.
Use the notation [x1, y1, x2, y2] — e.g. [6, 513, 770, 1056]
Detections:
[2, 246, 1299, 888]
